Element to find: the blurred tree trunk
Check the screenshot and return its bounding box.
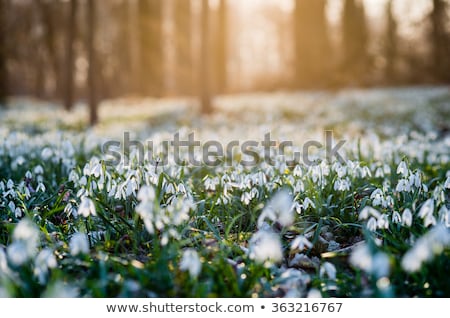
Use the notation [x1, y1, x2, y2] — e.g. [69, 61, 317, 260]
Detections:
[115, 0, 132, 96]
[87, 0, 98, 126]
[215, 0, 227, 94]
[138, 0, 163, 96]
[294, 0, 330, 88]
[174, 0, 192, 96]
[430, 0, 450, 82]
[0, 0, 7, 106]
[36, 0, 61, 99]
[384, 0, 397, 83]
[64, 0, 77, 111]
[341, 0, 369, 85]
[200, 0, 211, 114]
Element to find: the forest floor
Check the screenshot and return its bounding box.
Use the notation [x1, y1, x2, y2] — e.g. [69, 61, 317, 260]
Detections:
[0, 86, 449, 297]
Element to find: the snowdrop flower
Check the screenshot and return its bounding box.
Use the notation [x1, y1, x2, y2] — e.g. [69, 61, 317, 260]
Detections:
[438, 205, 449, 227]
[179, 249, 201, 279]
[392, 211, 401, 224]
[293, 180, 304, 194]
[382, 195, 394, 209]
[303, 197, 315, 210]
[349, 243, 372, 272]
[375, 167, 384, 178]
[377, 214, 389, 230]
[293, 165, 303, 177]
[336, 165, 347, 178]
[320, 262, 337, 280]
[33, 165, 44, 175]
[401, 208, 413, 227]
[291, 235, 313, 251]
[8, 200, 15, 213]
[401, 224, 450, 272]
[257, 190, 294, 228]
[350, 243, 389, 278]
[69, 233, 90, 256]
[7, 219, 40, 266]
[36, 182, 46, 193]
[241, 192, 252, 205]
[396, 179, 411, 192]
[424, 213, 437, 227]
[396, 161, 408, 177]
[445, 176, 450, 189]
[307, 289, 322, 298]
[34, 248, 57, 284]
[204, 177, 218, 191]
[137, 185, 155, 202]
[359, 206, 381, 220]
[370, 189, 383, 206]
[41, 147, 53, 160]
[78, 196, 96, 217]
[367, 217, 378, 231]
[418, 199, 434, 221]
[249, 229, 283, 264]
[334, 178, 350, 191]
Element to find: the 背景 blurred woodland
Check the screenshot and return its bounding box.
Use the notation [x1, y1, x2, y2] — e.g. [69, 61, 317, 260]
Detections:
[0, 0, 449, 125]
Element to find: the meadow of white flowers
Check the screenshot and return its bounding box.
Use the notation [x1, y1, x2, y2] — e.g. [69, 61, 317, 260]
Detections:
[0, 87, 449, 297]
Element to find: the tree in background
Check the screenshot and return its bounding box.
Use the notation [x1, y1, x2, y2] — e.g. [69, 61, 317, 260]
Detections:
[174, 0, 193, 96]
[0, 0, 7, 106]
[87, 0, 98, 126]
[138, 0, 163, 96]
[293, 0, 330, 88]
[64, 0, 77, 111]
[429, 0, 450, 82]
[384, 0, 398, 83]
[341, 0, 369, 85]
[36, 0, 62, 100]
[214, 0, 228, 94]
[200, 0, 212, 114]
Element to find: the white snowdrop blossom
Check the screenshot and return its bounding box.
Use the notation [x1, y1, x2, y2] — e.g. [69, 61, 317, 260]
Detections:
[396, 179, 411, 192]
[396, 161, 408, 177]
[359, 206, 381, 221]
[69, 233, 90, 256]
[257, 190, 294, 228]
[367, 217, 378, 231]
[179, 249, 202, 279]
[418, 199, 434, 219]
[334, 178, 350, 191]
[375, 167, 384, 178]
[377, 214, 389, 230]
[291, 235, 313, 251]
[302, 197, 316, 210]
[401, 224, 450, 272]
[438, 205, 449, 227]
[6, 219, 40, 266]
[350, 243, 390, 278]
[402, 208, 413, 227]
[136, 185, 192, 242]
[392, 211, 402, 224]
[78, 196, 96, 217]
[34, 248, 57, 284]
[320, 262, 337, 280]
[444, 176, 450, 189]
[249, 229, 283, 264]
[41, 147, 53, 160]
[370, 189, 383, 206]
[349, 243, 372, 272]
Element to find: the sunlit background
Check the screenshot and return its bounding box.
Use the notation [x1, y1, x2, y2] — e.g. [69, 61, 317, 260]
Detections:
[0, 0, 449, 124]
